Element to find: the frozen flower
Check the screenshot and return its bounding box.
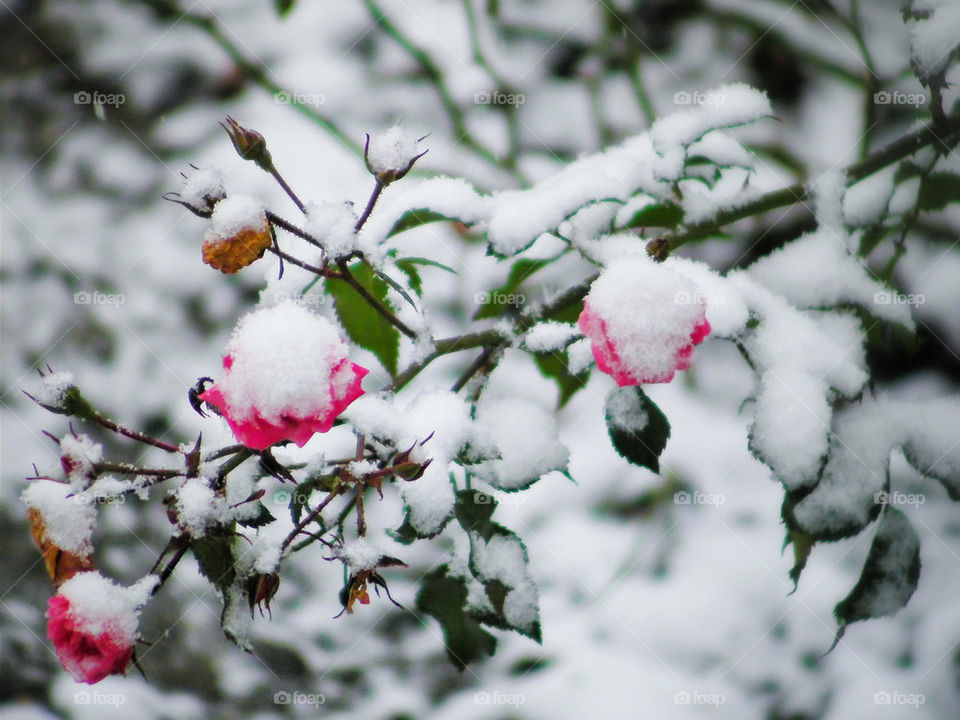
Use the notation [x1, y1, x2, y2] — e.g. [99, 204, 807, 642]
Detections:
[199, 302, 368, 450]
[578, 255, 711, 385]
[202, 194, 273, 274]
[46, 571, 156, 684]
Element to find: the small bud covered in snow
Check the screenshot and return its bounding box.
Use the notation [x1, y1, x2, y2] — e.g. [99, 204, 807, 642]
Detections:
[202, 195, 273, 274]
[198, 301, 369, 450]
[364, 125, 427, 185]
[578, 254, 711, 385]
[26, 370, 95, 419]
[172, 166, 226, 218]
[46, 571, 157, 684]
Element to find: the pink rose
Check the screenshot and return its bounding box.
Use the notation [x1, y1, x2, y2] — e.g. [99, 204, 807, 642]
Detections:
[199, 302, 369, 450]
[46, 571, 154, 684]
[578, 256, 711, 386]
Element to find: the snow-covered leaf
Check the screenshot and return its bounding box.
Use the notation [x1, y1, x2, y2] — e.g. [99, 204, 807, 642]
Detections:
[605, 386, 671, 473]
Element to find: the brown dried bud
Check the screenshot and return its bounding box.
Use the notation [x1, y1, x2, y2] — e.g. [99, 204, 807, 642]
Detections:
[221, 116, 273, 171]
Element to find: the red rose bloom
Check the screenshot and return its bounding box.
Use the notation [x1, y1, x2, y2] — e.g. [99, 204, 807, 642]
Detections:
[46, 571, 154, 684]
[47, 594, 134, 684]
[578, 256, 711, 386]
[199, 302, 368, 450]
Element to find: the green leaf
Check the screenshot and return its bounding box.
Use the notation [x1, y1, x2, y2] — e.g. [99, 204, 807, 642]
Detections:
[416, 566, 497, 671]
[326, 262, 399, 377]
[533, 351, 589, 409]
[474, 259, 550, 320]
[454, 488, 498, 538]
[387, 209, 459, 238]
[375, 267, 419, 311]
[238, 502, 276, 529]
[832, 508, 921, 644]
[605, 386, 671, 473]
[623, 202, 684, 230]
[274, 0, 295, 16]
[453, 490, 542, 642]
[917, 172, 960, 212]
[192, 535, 235, 589]
[395, 260, 423, 297]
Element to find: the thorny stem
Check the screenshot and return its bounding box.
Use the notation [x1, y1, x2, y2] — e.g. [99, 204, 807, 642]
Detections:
[266, 211, 326, 252]
[336, 259, 418, 338]
[355, 181, 384, 232]
[150, 540, 190, 596]
[95, 462, 182, 479]
[89, 409, 182, 454]
[281, 488, 342, 553]
[266, 245, 334, 277]
[268, 167, 306, 214]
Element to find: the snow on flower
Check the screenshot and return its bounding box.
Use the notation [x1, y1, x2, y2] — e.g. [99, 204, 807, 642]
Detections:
[22, 480, 97, 560]
[365, 124, 424, 177]
[199, 301, 368, 450]
[578, 254, 711, 385]
[179, 166, 226, 216]
[46, 571, 157, 684]
[202, 194, 272, 273]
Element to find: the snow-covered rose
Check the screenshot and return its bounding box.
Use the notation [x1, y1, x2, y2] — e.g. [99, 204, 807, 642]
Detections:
[199, 301, 368, 450]
[46, 571, 156, 684]
[578, 255, 711, 385]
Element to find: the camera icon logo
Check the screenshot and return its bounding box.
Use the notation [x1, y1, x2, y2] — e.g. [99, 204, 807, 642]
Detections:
[74, 90, 92, 105]
[74, 290, 92, 304]
[474, 91, 492, 105]
[274, 690, 292, 705]
[673, 91, 692, 105]
[474, 491, 493, 505]
[674, 491, 691, 505]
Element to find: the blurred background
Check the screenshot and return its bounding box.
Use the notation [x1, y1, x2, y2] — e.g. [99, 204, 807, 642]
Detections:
[3, 1, 960, 718]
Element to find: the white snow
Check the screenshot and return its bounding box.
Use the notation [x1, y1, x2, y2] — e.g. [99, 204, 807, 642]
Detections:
[304, 200, 358, 258]
[733, 274, 869, 489]
[213, 301, 350, 421]
[469, 531, 539, 633]
[208, 194, 268, 239]
[366, 125, 423, 174]
[471, 397, 569, 491]
[22, 479, 97, 557]
[173, 477, 228, 538]
[34, 371, 76, 408]
[521, 322, 579, 352]
[179, 166, 225, 215]
[583, 253, 710, 381]
[58, 432, 103, 489]
[338, 538, 385, 571]
[908, 1, 960, 81]
[55, 571, 157, 643]
[344, 388, 473, 535]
